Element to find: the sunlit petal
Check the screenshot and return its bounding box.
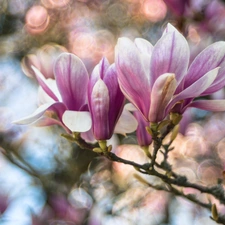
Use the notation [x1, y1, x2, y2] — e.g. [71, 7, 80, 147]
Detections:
[189, 100, 225, 111]
[89, 79, 110, 139]
[169, 67, 219, 110]
[62, 110, 92, 132]
[114, 108, 138, 135]
[12, 102, 64, 125]
[149, 73, 177, 122]
[184, 41, 225, 89]
[54, 53, 89, 110]
[32, 66, 59, 101]
[150, 23, 189, 86]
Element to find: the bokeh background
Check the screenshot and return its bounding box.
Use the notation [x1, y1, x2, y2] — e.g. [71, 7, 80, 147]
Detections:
[1, 0, 225, 224]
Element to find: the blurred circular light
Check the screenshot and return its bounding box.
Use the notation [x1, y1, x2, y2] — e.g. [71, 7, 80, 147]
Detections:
[197, 159, 222, 184]
[69, 30, 95, 58]
[25, 5, 50, 34]
[41, 0, 71, 9]
[141, 0, 167, 22]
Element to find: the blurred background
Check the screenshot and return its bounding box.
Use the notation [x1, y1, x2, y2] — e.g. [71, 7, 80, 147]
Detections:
[1, 0, 225, 224]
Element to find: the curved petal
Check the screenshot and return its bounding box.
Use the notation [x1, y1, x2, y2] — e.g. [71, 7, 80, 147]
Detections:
[134, 38, 153, 54]
[12, 102, 66, 125]
[167, 67, 219, 112]
[189, 100, 225, 111]
[32, 66, 59, 101]
[150, 24, 189, 87]
[62, 110, 92, 132]
[134, 38, 152, 82]
[133, 110, 152, 146]
[54, 53, 89, 111]
[37, 79, 62, 105]
[33, 116, 63, 127]
[88, 57, 110, 100]
[89, 79, 110, 140]
[81, 129, 96, 144]
[114, 108, 138, 135]
[184, 41, 225, 89]
[104, 64, 125, 131]
[149, 73, 177, 122]
[116, 38, 151, 118]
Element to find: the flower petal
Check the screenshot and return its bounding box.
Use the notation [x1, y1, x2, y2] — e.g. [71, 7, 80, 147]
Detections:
[168, 67, 219, 111]
[116, 37, 151, 118]
[150, 23, 189, 87]
[33, 116, 63, 127]
[184, 41, 225, 89]
[104, 64, 125, 131]
[89, 79, 110, 140]
[133, 110, 152, 146]
[88, 57, 110, 99]
[37, 79, 62, 104]
[134, 38, 152, 82]
[32, 66, 59, 101]
[134, 38, 153, 54]
[62, 110, 92, 132]
[149, 73, 177, 122]
[114, 108, 138, 135]
[54, 53, 89, 110]
[189, 100, 225, 111]
[12, 102, 65, 125]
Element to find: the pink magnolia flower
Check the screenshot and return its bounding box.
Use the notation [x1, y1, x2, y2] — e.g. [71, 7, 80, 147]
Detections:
[115, 23, 225, 123]
[14, 52, 92, 133]
[15, 53, 137, 139]
[87, 58, 125, 140]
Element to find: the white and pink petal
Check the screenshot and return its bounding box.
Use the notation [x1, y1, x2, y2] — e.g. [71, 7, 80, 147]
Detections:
[54, 53, 89, 111]
[62, 111, 92, 132]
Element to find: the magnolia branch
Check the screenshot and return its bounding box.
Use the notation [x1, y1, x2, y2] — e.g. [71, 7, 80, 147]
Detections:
[69, 129, 225, 224]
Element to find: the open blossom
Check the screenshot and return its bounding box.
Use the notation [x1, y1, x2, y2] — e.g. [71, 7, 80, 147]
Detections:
[116, 23, 225, 123]
[15, 53, 137, 139]
[14, 52, 92, 133]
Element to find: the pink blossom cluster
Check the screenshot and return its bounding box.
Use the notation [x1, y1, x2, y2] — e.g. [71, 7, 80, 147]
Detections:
[14, 24, 225, 146]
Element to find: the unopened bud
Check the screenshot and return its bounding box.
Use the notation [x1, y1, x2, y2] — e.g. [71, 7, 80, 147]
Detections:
[61, 133, 75, 142]
[170, 124, 179, 142]
[211, 204, 218, 221]
[170, 113, 182, 125]
[93, 148, 103, 153]
[146, 126, 153, 135]
[150, 122, 158, 132]
[107, 145, 112, 152]
[98, 140, 107, 151]
[158, 120, 170, 132]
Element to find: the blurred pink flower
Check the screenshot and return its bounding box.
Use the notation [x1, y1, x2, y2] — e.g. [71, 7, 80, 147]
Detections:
[21, 43, 68, 79]
[25, 5, 50, 34]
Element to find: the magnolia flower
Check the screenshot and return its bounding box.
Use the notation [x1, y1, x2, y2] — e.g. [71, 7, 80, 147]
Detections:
[14, 52, 92, 133]
[87, 57, 130, 140]
[15, 53, 137, 140]
[116, 23, 225, 123]
[21, 43, 68, 79]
